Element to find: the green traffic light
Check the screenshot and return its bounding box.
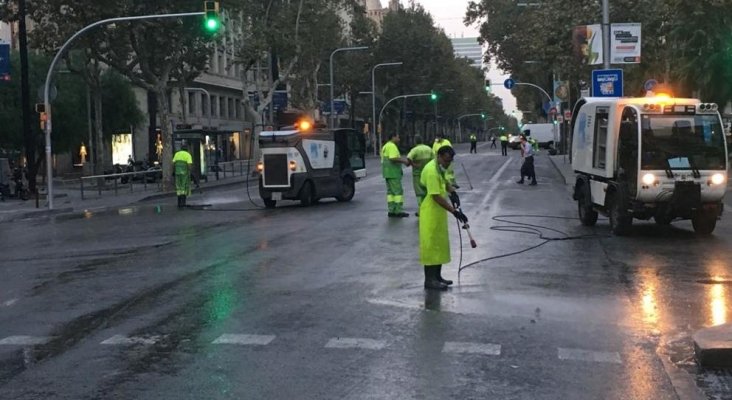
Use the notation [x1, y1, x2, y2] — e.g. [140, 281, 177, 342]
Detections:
[430, 93, 438, 101]
[205, 17, 219, 31]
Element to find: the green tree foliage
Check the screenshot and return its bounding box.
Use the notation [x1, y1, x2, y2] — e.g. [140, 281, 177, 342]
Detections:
[465, 0, 732, 109]
[373, 5, 508, 144]
[0, 52, 141, 157]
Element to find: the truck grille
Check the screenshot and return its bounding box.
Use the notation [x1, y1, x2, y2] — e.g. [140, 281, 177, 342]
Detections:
[263, 154, 288, 186]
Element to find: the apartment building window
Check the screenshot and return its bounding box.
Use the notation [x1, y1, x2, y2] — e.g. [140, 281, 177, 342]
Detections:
[188, 92, 196, 116]
[228, 98, 235, 119]
[220, 96, 226, 119]
[235, 99, 241, 119]
[211, 95, 218, 117]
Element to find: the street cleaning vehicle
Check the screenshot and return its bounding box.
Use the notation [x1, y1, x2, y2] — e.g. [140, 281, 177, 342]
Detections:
[257, 120, 366, 208]
[571, 95, 728, 235]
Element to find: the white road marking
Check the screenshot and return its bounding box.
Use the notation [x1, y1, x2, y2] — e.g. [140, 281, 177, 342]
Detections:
[443, 341, 501, 356]
[325, 337, 387, 350]
[100, 334, 161, 345]
[2, 298, 18, 307]
[212, 334, 275, 345]
[367, 298, 423, 311]
[475, 158, 513, 214]
[0, 336, 51, 345]
[557, 347, 622, 364]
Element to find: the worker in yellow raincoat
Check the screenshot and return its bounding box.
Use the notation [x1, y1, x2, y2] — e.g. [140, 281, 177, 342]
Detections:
[406, 135, 433, 215]
[173, 143, 193, 208]
[419, 145, 467, 290]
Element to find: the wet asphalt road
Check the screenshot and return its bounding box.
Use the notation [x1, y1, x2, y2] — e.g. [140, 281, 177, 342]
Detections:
[1, 143, 732, 399]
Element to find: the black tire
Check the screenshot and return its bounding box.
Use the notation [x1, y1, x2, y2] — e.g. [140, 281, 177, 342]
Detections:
[263, 198, 277, 209]
[577, 184, 598, 226]
[608, 190, 632, 236]
[654, 214, 673, 226]
[692, 209, 717, 236]
[299, 180, 315, 207]
[336, 176, 355, 202]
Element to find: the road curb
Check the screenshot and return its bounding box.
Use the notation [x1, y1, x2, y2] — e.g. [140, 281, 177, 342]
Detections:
[693, 323, 732, 368]
[137, 176, 254, 203]
[548, 156, 572, 185]
[0, 206, 75, 223]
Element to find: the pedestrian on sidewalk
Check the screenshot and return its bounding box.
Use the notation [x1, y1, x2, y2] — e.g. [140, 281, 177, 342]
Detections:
[406, 135, 433, 216]
[490, 135, 497, 149]
[517, 135, 537, 186]
[469, 133, 478, 154]
[419, 145, 467, 291]
[382, 133, 410, 218]
[173, 143, 194, 208]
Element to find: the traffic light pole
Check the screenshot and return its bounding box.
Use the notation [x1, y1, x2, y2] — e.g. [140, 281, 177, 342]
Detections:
[457, 114, 486, 141]
[377, 93, 432, 151]
[371, 62, 402, 156]
[42, 12, 205, 209]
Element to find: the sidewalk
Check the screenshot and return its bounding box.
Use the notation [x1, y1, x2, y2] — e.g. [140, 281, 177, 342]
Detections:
[548, 154, 574, 187]
[0, 173, 254, 223]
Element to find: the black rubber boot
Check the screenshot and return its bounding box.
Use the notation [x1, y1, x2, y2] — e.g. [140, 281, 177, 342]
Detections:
[177, 195, 183, 208]
[424, 266, 448, 291]
[182, 196, 187, 207]
[437, 265, 453, 285]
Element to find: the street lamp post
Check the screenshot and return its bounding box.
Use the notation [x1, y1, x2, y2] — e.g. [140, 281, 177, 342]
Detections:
[371, 62, 402, 155]
[602, 0, 610, 69]
[329, 46, 368, 129]
[42, 11, 205, 209]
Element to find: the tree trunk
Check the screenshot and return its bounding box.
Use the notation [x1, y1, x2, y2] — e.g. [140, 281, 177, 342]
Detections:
[93, 87, 105, 174]
[155, 87, 173, 191]
[148, 91, 158, 164]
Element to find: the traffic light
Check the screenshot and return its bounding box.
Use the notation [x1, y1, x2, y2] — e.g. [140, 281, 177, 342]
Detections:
[430, 91, 438, 101]
[484, 79, 491, 93]
[481, 112, 486, 119]
[204, 1, 221, 32]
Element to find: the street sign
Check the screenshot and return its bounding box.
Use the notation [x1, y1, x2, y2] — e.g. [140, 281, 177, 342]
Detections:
[504, 78, 516, 90]
[644, 79, 658, 92]
[0, 44, 9, 81]
[591, 69, 623, 97]
[549, 107, 558, 115]
[564, 110, 572, 120]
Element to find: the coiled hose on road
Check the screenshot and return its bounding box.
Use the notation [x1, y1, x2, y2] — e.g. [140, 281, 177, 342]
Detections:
[456, 214, 610, 277]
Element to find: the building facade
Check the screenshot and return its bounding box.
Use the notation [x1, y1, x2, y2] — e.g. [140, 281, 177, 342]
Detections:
[451, 37, 484, 69]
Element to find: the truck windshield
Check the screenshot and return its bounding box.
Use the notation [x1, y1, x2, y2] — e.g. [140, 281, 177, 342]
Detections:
[640, 114, 726, 170]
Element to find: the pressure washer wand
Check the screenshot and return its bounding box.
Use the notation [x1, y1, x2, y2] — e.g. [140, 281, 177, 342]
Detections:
[463, 219, 478, 248]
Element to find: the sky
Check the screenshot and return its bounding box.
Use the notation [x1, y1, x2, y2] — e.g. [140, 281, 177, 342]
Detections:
[407, 0, 518, 116]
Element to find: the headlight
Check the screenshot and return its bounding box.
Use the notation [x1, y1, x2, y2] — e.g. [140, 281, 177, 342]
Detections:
[711, 173, 726, 185]
[289, 160, 297, 171]
[641, 173, 656, 185]
[256, 161, 264, 172]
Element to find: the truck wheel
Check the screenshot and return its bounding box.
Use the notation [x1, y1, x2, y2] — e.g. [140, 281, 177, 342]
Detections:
[299, 181, 315, 207]
[577, 185, 598, 226]
[653, 214, 673, 226]
[608, 191, 632, 236]
[692, 209, 717, 236]
[263, 198, 277, 209]
[336, 177, 355, 202]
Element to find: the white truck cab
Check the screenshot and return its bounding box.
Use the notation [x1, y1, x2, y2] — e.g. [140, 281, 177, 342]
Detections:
[571, 95, 728, 235]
